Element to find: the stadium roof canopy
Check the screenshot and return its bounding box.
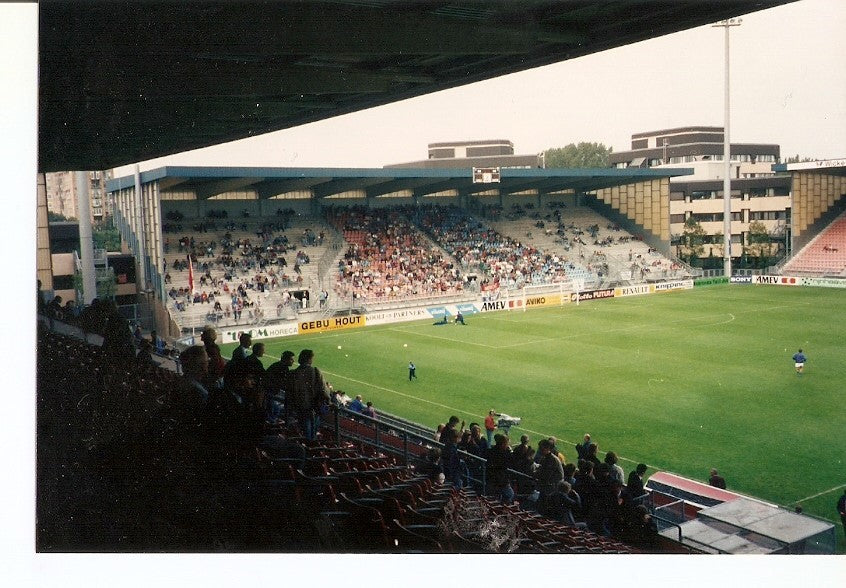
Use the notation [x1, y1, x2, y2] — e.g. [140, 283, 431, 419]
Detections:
[40, 0, 794, 172]
[107, 166, 693, 199]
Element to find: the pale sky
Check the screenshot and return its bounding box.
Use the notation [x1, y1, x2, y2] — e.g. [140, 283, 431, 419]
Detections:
[115, 0, 846, 176]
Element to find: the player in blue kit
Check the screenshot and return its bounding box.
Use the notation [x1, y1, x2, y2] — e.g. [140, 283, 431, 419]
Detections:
[792, 348, 806, 375]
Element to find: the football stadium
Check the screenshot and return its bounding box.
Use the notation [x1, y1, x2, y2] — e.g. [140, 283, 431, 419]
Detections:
[32, 0, 846, 563]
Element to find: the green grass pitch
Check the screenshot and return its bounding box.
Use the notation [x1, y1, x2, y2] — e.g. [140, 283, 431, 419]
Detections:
[225, 284, 846, 538]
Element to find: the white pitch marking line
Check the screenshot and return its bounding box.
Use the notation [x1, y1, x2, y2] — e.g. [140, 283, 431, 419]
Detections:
[386, 327, 500, 348]
[794, 484, 845, 504]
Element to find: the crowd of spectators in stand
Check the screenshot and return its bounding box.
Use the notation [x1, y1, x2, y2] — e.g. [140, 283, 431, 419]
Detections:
[411, 204, 573, 292]
[428, 417, 658, 549]
[159, 207, 319, 322]
[326, 205, 467, 303]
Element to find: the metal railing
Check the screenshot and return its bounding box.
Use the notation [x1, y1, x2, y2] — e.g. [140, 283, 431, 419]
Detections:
[328, 406, 534, 495]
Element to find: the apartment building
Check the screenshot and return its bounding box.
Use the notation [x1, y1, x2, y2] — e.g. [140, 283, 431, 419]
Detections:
[45, 170, 114, 224]
[610, 127, 789, 262]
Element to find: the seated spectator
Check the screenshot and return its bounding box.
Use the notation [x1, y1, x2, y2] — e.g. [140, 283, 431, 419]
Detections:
[361, 401, 377, 419]
[417, 447, 445, 484]
[348, 394, 364, 413]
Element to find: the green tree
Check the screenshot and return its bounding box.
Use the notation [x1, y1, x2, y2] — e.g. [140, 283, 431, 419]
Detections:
[93, 226, 121, 252]
[543, 142, 612, 168]
[48, 211, 74, 222]
[745, 220, 773, 268]
[679, 217, 707, 265]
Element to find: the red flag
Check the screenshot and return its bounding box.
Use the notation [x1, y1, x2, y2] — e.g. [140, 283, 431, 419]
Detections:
[187, 254, 195, 294]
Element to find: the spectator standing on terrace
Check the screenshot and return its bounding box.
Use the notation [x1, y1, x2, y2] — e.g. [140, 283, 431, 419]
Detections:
[792, 348, 807, 375]
[433, 424, 445, 442]
[466, 423, 488, 458]
[442, 416, 466, 446]
[486, 434, 514, 504]
[484, 410, 497, 446]
[244, 342, 266, 384]
[605, 451, 625, 485]
[288, 349, 329, 440]
[575, 433, 591, 461]
[512, 435, 532, 467]
[585, 442, 602, 468]
[627, 463, 648, 502]
[265, 350, 295, 396]
[200, 327, 225, 386]
[171, 345, 211, 419]
[262, 349, 294, 424]
[211, 358, 267, 458]
[440, 427, 463, 489]
[232, 333, 252, 362]
[709, 468, 726, 489]
[534, 438, 564, 516]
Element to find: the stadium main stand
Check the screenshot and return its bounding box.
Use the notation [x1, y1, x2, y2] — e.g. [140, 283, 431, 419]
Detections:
[483, 204, 686, 286]
[150, 201, 697, 336]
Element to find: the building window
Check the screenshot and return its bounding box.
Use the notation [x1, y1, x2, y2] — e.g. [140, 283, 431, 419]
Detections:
[53, 275, 75, 290]
[750, 211, 787, 221]
[670, 214, 686, 224]
[690, 191, 716, 201]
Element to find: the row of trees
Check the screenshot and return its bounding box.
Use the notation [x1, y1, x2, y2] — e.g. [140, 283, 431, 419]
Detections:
[543, 142, 612, 168]
[677, 218, 779, 268]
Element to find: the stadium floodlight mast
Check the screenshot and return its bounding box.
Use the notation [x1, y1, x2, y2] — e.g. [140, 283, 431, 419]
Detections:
[713, 17, 742, 278]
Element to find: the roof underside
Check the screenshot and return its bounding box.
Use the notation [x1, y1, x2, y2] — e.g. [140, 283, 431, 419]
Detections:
[40, 0, 793, 172]
[107, 165, 692, 199]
